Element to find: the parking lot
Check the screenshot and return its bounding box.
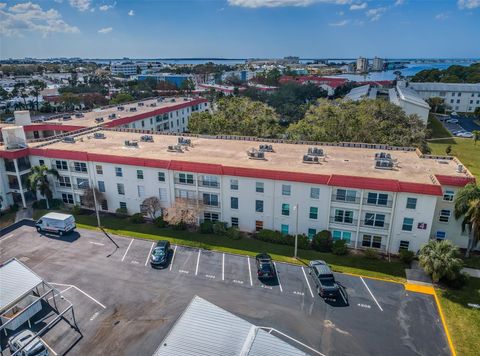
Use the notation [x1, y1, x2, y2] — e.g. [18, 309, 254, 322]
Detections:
[0, 224, 450, 356]
[436, 114, 480, 136]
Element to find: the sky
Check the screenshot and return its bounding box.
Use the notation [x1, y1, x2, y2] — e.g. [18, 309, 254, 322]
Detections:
[0, 0, 479, 59]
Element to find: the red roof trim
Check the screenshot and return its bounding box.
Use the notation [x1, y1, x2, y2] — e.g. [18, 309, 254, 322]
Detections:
[435, 175, 476, 187]
[327, 175, 401, 192]
[0, 148, 30, 159]
[23, 124, 85, 132]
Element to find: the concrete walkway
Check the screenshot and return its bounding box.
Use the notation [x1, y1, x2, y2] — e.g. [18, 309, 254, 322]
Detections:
[405, 260, 433, 286]
[463, 267, 480, 278]
[15, 205, 33, 222]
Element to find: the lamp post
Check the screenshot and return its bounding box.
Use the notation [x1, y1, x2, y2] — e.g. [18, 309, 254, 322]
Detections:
[293, 203, 299, 259]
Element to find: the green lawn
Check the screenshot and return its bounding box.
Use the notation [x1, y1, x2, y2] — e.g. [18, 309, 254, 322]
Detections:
[0, 211, 16, 229]
[33, 209, 407, 282]
[436, 278, 480, 356]
[427, 115, 452, 139]
[462, 256, 480, 269]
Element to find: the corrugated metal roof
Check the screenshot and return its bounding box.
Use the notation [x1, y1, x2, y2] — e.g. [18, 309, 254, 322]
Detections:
[0, 259, 43, 313]
[396, 85, 430, 109]
[409, 82, 480, 93]
[344, 84, 371, 101]
[153, 296, 307, 356]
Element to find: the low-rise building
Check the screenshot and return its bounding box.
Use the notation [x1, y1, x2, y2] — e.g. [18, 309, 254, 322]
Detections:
[389, 84, 430, 123]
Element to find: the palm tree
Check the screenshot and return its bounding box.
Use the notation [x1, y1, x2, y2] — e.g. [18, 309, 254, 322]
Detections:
[473, 130, 480, 145]
[454, 183, 480, 257]
[28, 165, 60, 209]
[418, 240, 463, 283]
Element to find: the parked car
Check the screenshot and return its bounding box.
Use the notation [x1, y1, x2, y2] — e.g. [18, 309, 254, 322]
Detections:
[457, 131, 473, 138]
[308, 260, 340, 299]
[446, 118, 459, 124]
[451, 111, 458, 116]
[255, 253, 276, 280]
[8, 330, 49, 356]
[150, 240, 171, 267]
[5, 117, 15, 123]
[35, 212, 76, 236]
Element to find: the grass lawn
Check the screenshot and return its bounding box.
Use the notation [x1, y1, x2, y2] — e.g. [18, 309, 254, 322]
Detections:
[436, 278, 480, 356]
[33, 209, 407, 282]
[427, 115, 452, 138]
[0, 211, 16, 229]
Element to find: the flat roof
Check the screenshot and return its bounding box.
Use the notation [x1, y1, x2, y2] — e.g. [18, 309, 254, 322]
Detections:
[27, 129, 473, 188]
[0, 259, 43, 313]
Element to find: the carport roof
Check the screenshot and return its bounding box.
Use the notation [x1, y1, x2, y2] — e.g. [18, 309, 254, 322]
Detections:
[0, 258, 43, 313]
[153, 296, 307, 356]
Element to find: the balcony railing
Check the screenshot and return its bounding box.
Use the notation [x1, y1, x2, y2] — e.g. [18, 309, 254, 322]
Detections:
[360, 221, 389, 230]
[55, 182, 72, 190]
[174, 178, 196, 186]
[203, 200, 221, 208]
[5, 162, 31, 172]
[329, 216, 358, 225]
[69, 165, 88, 174]
[363, 198, 393, 208]
[331, 194, 360, 204]
[197, 180, 220, 189]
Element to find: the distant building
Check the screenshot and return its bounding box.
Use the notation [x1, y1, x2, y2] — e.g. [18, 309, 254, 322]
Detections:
[111, 62, 163, 76]
[356, 57, 368, 73]
[389, 83, 430, 123]
[372, 57, 385, 71]
[136, 73, 194, 88]
[279, 76, 348, 96]
[408, 82, 480, 113]
[221, 70, 255, 82]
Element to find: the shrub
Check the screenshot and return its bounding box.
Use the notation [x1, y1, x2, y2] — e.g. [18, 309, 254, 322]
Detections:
[172, 221, 187, 230]
[419, 239, 463, 283]
[9, 204, 19, 213]
[295, 234, 311, 250]
[212, 221, 227, 236]
[154, 216, 167, 228]
[255, 229, 288, 245]
[226, 227, 241, 240]
[443, 271, 469, 289]
[364, 248, 379, 259]
[129, 213, 145, 224]
[115, 207, 128, 218]
[331, 239, 349, 255]
[311, 230, 333, 252]
[71, 205, 82, 216]
[399, 249, 415, 265]
[200, 221, 214, 234]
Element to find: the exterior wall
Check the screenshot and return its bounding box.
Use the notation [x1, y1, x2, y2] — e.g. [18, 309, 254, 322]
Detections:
[411, 88, 480, 113]
[398, 99, 430, 124]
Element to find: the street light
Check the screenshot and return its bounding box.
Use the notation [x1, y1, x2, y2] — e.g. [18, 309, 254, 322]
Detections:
[79, 180, 101, 227]
[293, 203, 299, 259]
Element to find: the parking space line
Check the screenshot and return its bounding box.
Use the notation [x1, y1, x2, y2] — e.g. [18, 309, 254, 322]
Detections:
[222, 253, 225, 281]
[121, 239, 134, 262]
[273, 262, 283, 292]
[145, 242, 155, 266]
[72, 286, 106, 309]
[247, 257, 253, 286]
[1, 233, 15, 242]
[195, 249, 201, 276]
[302, 267, 315, 298]
[169, 245, 177, 271]
[47, 286, 73, 301]
[360, 277, 383, 312]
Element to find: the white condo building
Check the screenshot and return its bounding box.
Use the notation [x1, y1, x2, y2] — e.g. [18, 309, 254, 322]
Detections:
[356, 57, 368, 73]
[0, 127, 476, 254]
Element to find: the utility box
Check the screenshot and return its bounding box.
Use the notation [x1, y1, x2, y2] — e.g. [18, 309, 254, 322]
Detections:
[14, 110, 32, 126]
[1, 126, 27, 149]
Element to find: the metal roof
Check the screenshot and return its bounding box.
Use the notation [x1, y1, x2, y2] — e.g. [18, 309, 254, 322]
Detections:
[396, 85, 431, 109]
[344, 85, 375, 101]
[0, 259, 43, 313]
[408, 82, 480, 93]
[153, 296, 308, 356]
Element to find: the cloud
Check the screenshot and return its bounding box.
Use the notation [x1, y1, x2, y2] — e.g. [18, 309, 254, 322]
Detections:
[69, 0, 91, 12]
[99, 3, 116, 11]
[366, 7, 386, 21]
[329, 19, 349, 26]
[98, 26, 112, 34]
[0, 2, 79, 37]
[458, 0, 480, 9]
[128, 9, 134, 16]
[350, 2, 366, 10]
[435, 12, 449, 20]
[227, 0, 352, 8]
[394, 0, 404, 5]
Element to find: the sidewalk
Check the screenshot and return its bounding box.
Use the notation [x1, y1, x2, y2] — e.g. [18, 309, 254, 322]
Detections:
[15, 205, 33, 222]
[405, 260, 433, 286]
[463, 267, 480, 278]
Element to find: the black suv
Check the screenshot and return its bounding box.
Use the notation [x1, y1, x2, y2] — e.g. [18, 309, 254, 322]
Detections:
[255, 253, 276, 280]
[309, 260, 340, 298]
[150, 240, 171, 268]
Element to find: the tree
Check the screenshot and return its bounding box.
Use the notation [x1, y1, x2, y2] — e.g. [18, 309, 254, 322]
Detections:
[454, 183, 480, 257]
[426, 97, 444, 114]
[163, 198, 204, 227]
[474, 107, 480, 118]
[445, 145, 452, 155]
[472, 130, 480, 145]
[81, 187, 105, 210]
[141, 197, 162, 220]
[28, 165, 60, 210]
[418, 240, 463, 283]
[59, 92, 80, 111]
[179, 78, 195, 93]
[13, 83, 29, 109]
[28, 79, 47, 111]
[109, 92, 135, 105]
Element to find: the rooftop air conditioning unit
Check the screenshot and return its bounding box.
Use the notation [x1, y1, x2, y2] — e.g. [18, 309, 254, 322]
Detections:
[129, 107, 137, 112]
[259, 144, 274, 152]
[178, 137, 192, 146]
[94, 132, 106, 139]
[108, 113, 116, 119]
[63, 115, 72, 121]
[124, 140, 139, 147]
[157, 98, 164, 103]
[247, 148, 266, 160]
[167, 144, 183, 153]
[375, 152, 392, 161]
[63, 137, 75, 143]
[117, 106, 124, 111]
[138, 102, 144, 107]
[456, 164, 464, 173]
[307, 147, 324, 157]
[95, 117, 104, 123]
[375, 159, 394, 170]
[74, 113, 84, 118]
[171, 98, 176, 102]
[141, 135, 154, 142]
[303, 154, 319, 164]
[150, 103, 157, 107]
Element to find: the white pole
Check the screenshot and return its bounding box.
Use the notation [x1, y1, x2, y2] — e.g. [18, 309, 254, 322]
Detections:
[294, 204, 299, 259]
[92, 183, 101, 227]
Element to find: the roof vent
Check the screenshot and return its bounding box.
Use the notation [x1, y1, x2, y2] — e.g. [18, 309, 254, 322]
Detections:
[129, 107, 137, 112]
[95, 117, 104, 123]
[178, 137, 192, 146]
[150, 103, 157, 107]
[74, 113, 84, 118]
[167, 144, 183, 153]
[63, 137, 75, 143]
[157, 98, 164, 103]
[307, 147, 324, 157]
[259, 144, 274, 152]
[94, 132, 106, 139]
[171, 98, 176, 102]
[303, 154, 320, 164]
[141, 135, 154, 142]
[108, 113, 116, 119]
[124, 140, 139, 147]
[117, 106, 125, 111]
[247, 148, 266, 160]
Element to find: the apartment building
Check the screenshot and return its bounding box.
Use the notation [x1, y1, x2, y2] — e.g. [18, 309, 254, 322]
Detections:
[110, 62, 163, 76]
[356, 57, 369, 73]
[408, 82, 480, 113]
[372, 57, 385, 71]
[0, 129, 475, 254]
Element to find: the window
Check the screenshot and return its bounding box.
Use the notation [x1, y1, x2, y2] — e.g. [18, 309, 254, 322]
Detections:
[255, 200, 264, 213]
[137, 170, 144, 179]
[399, 240, 409, 251]
[362, 235, 382, 249]
[204, 212, 219, 222]
[76, 178, 89, 189]
[58, 176, 71, 187]
[402, 217, 414, 231]
[117, 183, 125, 195]
[309, 207, 318, 219]
[61, 193, 74, 204]
[119, 202, 127, 210]
[101, 200, 108, 211]
[310, 187, 320, 199]
[255, 220, 263, 231]
[335, 209, 354, 223]
[115, 167, 123, 177]
[308, 228, 316, 240]
[336, 189, 357, 203]
[203, 193, 219, 206]
[231, 217, 239, 228]
[364, 213, 386, 228]
[332, 230, 351, 243]
[39, 159, 45, 166]
[158, 172, 165, 182]
[231, 197, 238, 209]
[201, 175, 219, 188]
[230, 179, 238, 190]
[178, 173, 194, 184]
[406, 197, 417, 209]
[282, 203, 290, 216]
[439, 209, 451, 223]
[73, 162, 87, 173]
[137, 185, 145, 198]
[367, 192, 389, 206]
[281, 224, 289, 235]
[159, 188, 167, 201]
[98, 181, 105, 192]
[282, 184, 291, 196]
[96, 165, 103, 175]
[55, 160, 68, 171]
[256, 182, 264, 193]
[436, 231, 446, 240]
[443, 190, 454, 201]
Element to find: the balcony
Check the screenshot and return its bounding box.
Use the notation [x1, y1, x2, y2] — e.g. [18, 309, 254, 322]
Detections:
[55, 182, 72, 190]
[331, 194, 360, 204]
[5, 161, 31, 172]
[174, 177, 196, 186]
[363, 198, 393, 208]
[198, 180, 220, 189]
[69, 165, 88, 174]
[360, 221, 389, 230]
[329, 216, 358, 226]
